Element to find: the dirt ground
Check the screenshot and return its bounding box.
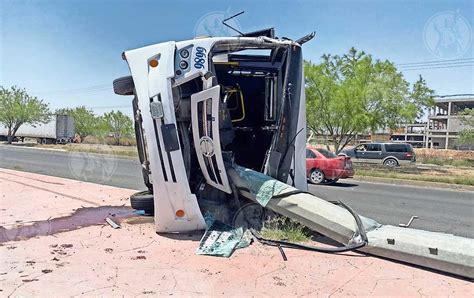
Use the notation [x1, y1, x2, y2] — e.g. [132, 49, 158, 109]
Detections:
[355, 160, 474, 186]
[358, 162, 474, 177]
[1, 169, 473, 296]
[414, 148, 474, 160]
[7, 140, 138, 157]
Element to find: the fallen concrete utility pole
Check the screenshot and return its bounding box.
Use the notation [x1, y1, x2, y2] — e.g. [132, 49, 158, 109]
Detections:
[228, 166, 474, 279]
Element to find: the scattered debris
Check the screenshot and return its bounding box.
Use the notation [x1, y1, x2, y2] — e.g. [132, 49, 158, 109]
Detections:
[52, 250, 67, 256]
[51, 257, 60, 261]
[41, 269, 53, 274]
[131, 255, 146, 260]
[105, 217, 121, 229]
[104, 248, 114, 253]
[22, 279, 39, 283]
[55, 262, 68, 268]
[199, 269, 222, 276]
[196, 219, 251, 258]
[51, 244, 73, 256]
[273, 276, 286, 287]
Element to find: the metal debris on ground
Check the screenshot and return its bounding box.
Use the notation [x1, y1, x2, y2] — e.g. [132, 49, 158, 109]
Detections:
[399, 215, 418, 228]
[105, 217, 121, 229]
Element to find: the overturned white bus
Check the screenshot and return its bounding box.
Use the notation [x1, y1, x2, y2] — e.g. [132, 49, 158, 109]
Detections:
[113, 28, 473, 279]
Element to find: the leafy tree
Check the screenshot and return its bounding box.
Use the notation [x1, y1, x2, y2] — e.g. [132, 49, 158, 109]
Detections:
[457, 108, 474, 146]
[57, 106, 100, 142]
[0, 86, 51, 144]
[305, 48, 434, 153]
[102, 110, 133, 145]
[55, 108, 71, 115]
[410, 76, 435, 119]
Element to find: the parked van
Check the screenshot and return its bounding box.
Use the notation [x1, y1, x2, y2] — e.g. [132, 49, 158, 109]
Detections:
[342, 142, 415, 167]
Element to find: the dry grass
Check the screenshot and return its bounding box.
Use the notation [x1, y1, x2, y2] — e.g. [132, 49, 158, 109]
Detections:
[81, 136, 137, 146]
[414, 148, 474, 160]
[11, 137, 138, 157]
[39, 143, 138, 158]
[414, 148, 474, 167]
[355, 164, 474, 186]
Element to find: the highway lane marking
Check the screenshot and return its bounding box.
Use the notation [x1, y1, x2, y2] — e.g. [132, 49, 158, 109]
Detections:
[0, 144, 67, 152]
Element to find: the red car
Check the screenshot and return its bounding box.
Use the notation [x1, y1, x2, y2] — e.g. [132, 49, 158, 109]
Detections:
[306, 146, 354, 184]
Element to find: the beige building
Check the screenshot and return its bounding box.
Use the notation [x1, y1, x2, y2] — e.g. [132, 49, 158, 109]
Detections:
[390, 95, 473, 149]
[391, 123, 428, 148]
[426, 95, 473, 149]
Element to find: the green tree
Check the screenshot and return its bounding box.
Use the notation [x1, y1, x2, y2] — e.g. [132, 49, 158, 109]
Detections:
[305, 48, 434, 153]
[102, 110, 133, 145]
[0, 86, 51, 144]
[457, 108, 474, 146]
[410, 76, 435, 119]
[57, 106, 100, 142]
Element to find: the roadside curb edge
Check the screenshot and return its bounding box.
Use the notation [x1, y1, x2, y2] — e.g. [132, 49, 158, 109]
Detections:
[353, 175, 474, 192]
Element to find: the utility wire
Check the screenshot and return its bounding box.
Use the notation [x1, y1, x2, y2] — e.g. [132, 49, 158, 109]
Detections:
[86, 105, 131, 109]
[396, 57, 474, 71]
[396, 57, 474, 66]
[33, 84, 112, 95]
[34, 88, 112, 95]
[55, 105, 131, 111]
[398, 61, 474, 68]
[398, 64, 473, 71]
[31, 58, 474, 95]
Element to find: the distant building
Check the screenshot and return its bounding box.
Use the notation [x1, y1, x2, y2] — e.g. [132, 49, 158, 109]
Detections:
[426, 95, 473, 149]
[312, 95, 473, 150]
[390, 95, 474, 149]
[390, 123, 428, 148]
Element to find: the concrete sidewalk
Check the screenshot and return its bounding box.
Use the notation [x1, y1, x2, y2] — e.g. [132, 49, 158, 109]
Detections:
[0, 169, 472, 297]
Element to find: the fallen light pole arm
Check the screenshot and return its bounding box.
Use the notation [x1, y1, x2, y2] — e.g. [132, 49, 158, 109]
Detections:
[227, 166, 474, 279]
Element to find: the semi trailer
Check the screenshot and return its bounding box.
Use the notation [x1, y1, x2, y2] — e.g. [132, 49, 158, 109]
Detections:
[113, 26, 473, 278]
[0, 114, 75, 144]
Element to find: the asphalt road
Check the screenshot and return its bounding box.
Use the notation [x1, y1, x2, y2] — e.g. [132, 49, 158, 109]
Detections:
[1, 145, 473, 238]
[0, 145, 143, 190]
[308, 182, 474, 238]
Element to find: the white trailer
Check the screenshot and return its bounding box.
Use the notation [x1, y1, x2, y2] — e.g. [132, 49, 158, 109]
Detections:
[0, 114, 75, 144]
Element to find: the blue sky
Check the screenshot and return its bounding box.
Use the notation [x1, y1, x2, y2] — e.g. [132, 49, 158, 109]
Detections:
[1, 0, 473, 116]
